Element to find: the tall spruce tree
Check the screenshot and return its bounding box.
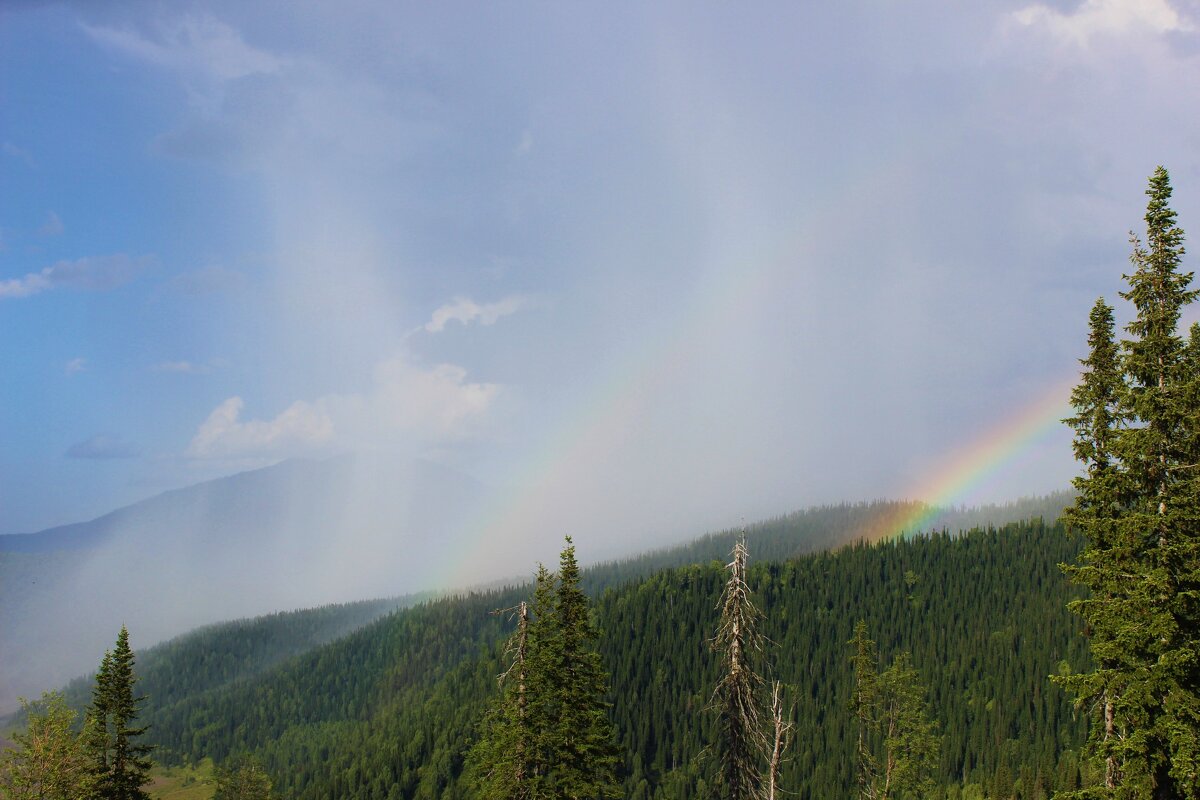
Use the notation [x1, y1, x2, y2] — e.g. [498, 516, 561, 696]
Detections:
[467, 542, 619, 799]
[1056, 298, 1144, 796]
[87, 626, 153, 800]
[1059, 167, 1200, 799]
[541, 538, 620, 799]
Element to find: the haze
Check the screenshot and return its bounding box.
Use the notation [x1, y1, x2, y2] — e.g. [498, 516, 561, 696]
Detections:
[3, 2, 1200, 695]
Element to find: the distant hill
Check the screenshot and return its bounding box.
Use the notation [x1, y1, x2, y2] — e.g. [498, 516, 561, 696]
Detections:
[581, 491, 1073, 589]
[123, 519, 1087, 799]
[0, 448, 1071, 714]
[0, 455, 486, 711]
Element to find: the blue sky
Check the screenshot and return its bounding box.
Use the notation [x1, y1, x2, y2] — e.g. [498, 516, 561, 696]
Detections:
[3, 1, 1199, 549]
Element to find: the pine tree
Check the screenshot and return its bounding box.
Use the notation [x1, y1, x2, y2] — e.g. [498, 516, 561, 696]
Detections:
[1055, 298, 1146, 797]
[710, 535, 765, 800]
[850, 621, 882, 798]
[1059, 166, 1200, 799]
[87, 626, 153, 800]
[467, 542, 619, 799]
[541, 538, 620, 799]
[848, 621, 940, 800]
[466, 599, 537, 799]
[0, 692, 98, 800]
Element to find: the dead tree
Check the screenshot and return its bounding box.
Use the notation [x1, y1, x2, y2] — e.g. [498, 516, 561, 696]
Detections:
[766, 680, 795, 800]
[712, 534, 766, 800]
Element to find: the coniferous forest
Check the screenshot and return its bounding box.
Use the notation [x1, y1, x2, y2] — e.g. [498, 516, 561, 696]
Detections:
[3, 168, 1199, 800]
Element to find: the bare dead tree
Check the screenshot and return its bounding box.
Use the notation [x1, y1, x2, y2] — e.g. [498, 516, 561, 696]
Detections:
[765, 680, 795, 800]
[711, 534, 767, 800]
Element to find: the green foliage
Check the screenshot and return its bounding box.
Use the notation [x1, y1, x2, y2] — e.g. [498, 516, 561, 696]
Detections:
[467, 539, 620, 799]
[129, 519, 1084, 799]
[88, 626, 154, 800]
[0, 692, 97, 800]
[1058, 167, 1200, 799]
[849, 623, 940, 800]
[213, 757, 274, 800]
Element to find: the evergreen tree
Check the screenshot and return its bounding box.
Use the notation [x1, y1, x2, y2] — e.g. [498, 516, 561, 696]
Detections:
[87, 626, 153, 800]
[0, 692, 97, 800]
[541, 539, 621, 799]
[849, 621, 940, 800]
[710, 535, 765, 800]
[1056, 298, 1144, 797]
[850, 621, 882, 798]
[466, 599, 536, 799]
[468, 541, 619, 799]
[1059, 166, 1200, 799]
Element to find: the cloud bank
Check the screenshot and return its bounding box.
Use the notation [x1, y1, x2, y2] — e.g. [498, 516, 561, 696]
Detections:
[0, 254, 150, 299]
[1012, 0, 1194, 45]
[425, 296, 528, 333]
[186, 355, 498, 460]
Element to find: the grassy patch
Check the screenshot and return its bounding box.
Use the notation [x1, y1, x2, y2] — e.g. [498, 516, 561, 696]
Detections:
[146, 759, 215, 800]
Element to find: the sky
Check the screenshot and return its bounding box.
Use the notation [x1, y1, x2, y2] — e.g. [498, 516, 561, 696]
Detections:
[3, 0, 1200, 558]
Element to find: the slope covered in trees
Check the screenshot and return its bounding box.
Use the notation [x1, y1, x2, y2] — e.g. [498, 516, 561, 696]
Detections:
[54, 596, 420, 727]
[127, 519, 1085, 799]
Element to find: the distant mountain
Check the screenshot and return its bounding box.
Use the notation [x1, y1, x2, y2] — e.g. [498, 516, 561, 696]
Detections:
[0, 450, 1072, 714]
[0, 455, 486, 711]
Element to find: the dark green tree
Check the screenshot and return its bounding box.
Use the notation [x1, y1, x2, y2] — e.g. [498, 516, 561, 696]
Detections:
[540, 538, 621, 799]
[1056, 298, 1144, 797]
[465, 598, 536, 799]
[1059, 167, 1200, 799]
[468, 541, 619, 799]
[849, 621, 940, 800]
[87, 626, 153, 800]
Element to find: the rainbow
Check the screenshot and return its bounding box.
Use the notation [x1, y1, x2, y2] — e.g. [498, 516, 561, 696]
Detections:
[430, 150, 1081, 587]
[855, 376, 1077, 544]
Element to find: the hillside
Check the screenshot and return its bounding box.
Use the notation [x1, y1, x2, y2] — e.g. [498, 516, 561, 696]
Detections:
[132, 519, 1086, 799]
[0, 455, 485, 710]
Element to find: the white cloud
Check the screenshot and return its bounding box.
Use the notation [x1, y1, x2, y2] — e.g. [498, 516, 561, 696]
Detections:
[425, 295, 527, 333]
[0, 254, 151, 299]
[82, 15, 284, 83]
[65, 435, 140, 460]
[1012, 0, 1194, 46]
[64, 358, 86, 376]
[37, 211, 64, 237]
[186, 355, 498, 460]
[186, 396, 334, 459]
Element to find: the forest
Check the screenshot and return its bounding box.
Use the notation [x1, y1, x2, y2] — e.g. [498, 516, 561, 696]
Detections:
[3, 168, 1200, 800]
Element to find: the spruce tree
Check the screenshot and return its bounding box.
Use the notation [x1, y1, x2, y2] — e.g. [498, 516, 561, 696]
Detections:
[467, 542, 619, 799]
[541, 538, 620, 799]
[1056, 298, 1145, 796]
[1059, 167, 1200, 799]
[87, 626, 153, 800]
[848, 621, 940, 800]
